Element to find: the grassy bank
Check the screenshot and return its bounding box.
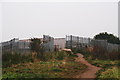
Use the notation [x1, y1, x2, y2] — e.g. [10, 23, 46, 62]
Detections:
[83, 53, 120, 79]
[91, 59, 120, 79]
[97, 66, 119, 79]
[2, 52, 33, 68]
[2, 51, 87, 78]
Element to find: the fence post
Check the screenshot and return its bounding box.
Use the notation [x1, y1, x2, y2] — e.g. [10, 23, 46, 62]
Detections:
[70, 35, 72, 49]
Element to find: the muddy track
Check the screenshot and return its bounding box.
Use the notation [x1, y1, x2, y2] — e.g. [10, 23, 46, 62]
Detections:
[74, 53, 101, 80]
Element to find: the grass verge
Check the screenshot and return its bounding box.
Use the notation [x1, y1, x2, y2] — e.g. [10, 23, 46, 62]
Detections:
[83, 53, 120, 79]
[2, 54, 87, 78]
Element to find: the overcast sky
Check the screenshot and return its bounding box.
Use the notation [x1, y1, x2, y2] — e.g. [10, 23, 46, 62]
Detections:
[0, 0, 119, 42]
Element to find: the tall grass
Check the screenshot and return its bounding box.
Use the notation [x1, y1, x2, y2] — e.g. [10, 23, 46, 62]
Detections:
[83, 52, 120, 79]
[2, 51, 70, 67]
[2, 52, 32, 68]
[37, 51, 69, 61]
[76, 46, 120, 60]
[97, 66, 119, 79]
[91, 46, 120, 60]
[2, 52, 87, 78]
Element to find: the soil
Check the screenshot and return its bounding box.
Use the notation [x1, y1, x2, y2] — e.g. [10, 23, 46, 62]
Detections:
[74, 53, 101, 80]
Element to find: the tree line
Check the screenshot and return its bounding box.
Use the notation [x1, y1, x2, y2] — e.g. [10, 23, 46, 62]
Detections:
[94, 32, 120, 44]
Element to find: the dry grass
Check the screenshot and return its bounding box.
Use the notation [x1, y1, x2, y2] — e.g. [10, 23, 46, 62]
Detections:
[2, 55, 87, 78]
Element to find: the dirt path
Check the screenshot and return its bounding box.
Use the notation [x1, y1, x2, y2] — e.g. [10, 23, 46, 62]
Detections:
[74, 53, 101, 79]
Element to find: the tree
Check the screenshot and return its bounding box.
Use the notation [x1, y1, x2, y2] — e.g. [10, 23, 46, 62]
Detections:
[94, 32, 120, 44]
[30, 38, 42, 62]
[30, 38, 42, 53]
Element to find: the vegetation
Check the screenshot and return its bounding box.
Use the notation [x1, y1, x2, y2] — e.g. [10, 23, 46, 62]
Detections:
[2, 52, 87, 78]
[2, 50, 70, 68]
[69, 31, 120, 79]
[2, 52, 32, 68]
[30, 38, 45, 62]
[30, 38, 42, 53]
[94, 32, 120, 44]
[96, 62, 120, 80]
[92, 47, 119, 60]
[2, 32, 120, 79]
[83, 52, 120, 79]
[37, 51, 69, 61]
[2, 37, 87, 78]
[71, 32, 120, 60]
[97, 66, 119, 79]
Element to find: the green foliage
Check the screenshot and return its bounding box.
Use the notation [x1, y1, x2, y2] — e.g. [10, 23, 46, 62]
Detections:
[56, 51, 68, 60]
[2, 52, 32, 68]
[2, 57, 87, 78]
[72, 48, 80, 53]
[30, 38, 44, 53]
[69, 54, 78, 57]
[83, 46, 120, 60]
[38, 51, 69, 61]
[2, 51, 70, 67]
[85, 54, 120, 79]
[2, 72, 57, 78]
[90, 32, 120, 60]
[97, 67, 119, 79]
[51, 67, 63, 72]
[94, 32, 120, 44]
[78, 50, 120, 79]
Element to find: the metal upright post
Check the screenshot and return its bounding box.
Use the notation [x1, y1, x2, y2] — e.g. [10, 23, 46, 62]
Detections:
[70, 35, 72, 49]
[77, 36, 79, 50]
[65, 35, 68, 48]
